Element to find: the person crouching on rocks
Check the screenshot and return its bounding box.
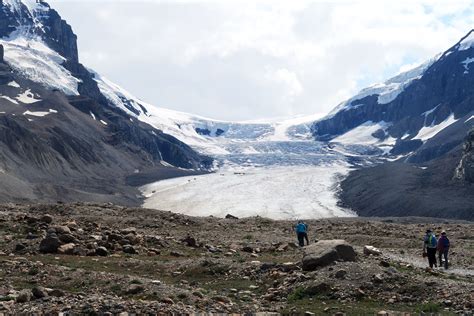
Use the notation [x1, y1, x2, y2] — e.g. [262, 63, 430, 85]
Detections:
[295, 220, 309, 247]
[437, 230, 450, 269]
[423, 229, 438, 268]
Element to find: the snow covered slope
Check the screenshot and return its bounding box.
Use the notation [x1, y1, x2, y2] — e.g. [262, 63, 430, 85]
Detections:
[313, 30, 474, 161]
[1, 37, 80, 95]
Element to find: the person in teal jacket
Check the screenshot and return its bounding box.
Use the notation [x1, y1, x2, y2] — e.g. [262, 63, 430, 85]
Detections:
[295, 221, 309, 247]
[423, 229, 438, 268]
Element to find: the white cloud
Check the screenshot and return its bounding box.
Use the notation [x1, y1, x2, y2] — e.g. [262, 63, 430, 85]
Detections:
[49, 0, 474, 120]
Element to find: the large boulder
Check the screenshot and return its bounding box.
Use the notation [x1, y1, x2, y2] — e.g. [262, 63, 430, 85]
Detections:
[39, 235, 61, 254]
[302, 240, 357, 271]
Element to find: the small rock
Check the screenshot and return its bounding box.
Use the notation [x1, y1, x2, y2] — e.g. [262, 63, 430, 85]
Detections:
[377, 311, 389, 316]
[51, 226, 71, 235]
[193, 291, 204, 298]
[122, 245, 138, 254]
[304, 312, 316, 316]
[95, 246, 109, 257]
[364, 245, 382, 256]
[58, 243, 76, 255]
[14, 243, 26, 252]
[225, 214, 239, 219]
[170, 251, 185, 257]
[126, 284, 144, 295]
[380, 260, 390, 267]
[212, 296, 232, 304]
[444, 300, 453, 307]
[16, 290, 31, 303]
[335, 269, 347, 279]
[120, 227, 137, 235]
[58, 234, 77, 244]
[39, 214, 53, 224]
[182, 235, 197, 247]
[373, 274, 384, 284]
[242, 245, 254, 253]
[48, 289, 65, 297]
[161, 297, 175, 304]
[31, 287, 48, 299]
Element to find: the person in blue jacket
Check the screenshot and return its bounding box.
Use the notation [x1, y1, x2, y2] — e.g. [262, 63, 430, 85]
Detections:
[437, 230, 450, 269]
[295, 220, 309, 247]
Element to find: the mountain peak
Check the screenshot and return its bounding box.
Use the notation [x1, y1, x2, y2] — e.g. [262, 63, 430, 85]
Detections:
[457, 28, 474, 51]
[0, 0, 77, 63]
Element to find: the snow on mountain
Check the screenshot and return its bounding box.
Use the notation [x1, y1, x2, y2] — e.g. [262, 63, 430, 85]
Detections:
[1, 36, 79, 95]
[92, 71, 325, 156]
[327, 56, 439, 118]
[333, 121, 394, 146]
[457, 30, 474, 51]
[413, 114, 458, 141]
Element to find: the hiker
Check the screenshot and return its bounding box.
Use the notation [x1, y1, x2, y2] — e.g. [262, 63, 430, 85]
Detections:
[423, 229, 438, 268]
[295, 220, 309, 247]
[437, 230, 450, 269]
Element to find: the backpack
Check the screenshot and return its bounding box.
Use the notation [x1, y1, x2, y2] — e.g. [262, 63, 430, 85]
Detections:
[428, 234, 437, 248]
[296, 223, 307, 233]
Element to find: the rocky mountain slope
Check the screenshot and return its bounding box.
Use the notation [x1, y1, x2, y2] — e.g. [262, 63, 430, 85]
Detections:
[0, 203, 472, 314]
[311, 31, 474, 220]
[312, 30, 474, 160]
[0, 0, 211, 204]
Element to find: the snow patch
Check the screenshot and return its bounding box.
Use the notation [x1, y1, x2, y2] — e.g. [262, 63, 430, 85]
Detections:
[100, 120, 108, 126]
[466, 115, 474, 123]
[414, 114, 458, 141]
[0, 96, 19, 104]
[23, 110, 49, 117]
[333, 121, 391, 145]
[461, 57, 474, 74]
[7, 81, 20, 88]
[90, 112, 96, 120]
[16, 89, 40, 104]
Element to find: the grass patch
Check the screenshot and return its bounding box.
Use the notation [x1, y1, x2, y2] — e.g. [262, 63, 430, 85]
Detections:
[416, 302, 441, 313]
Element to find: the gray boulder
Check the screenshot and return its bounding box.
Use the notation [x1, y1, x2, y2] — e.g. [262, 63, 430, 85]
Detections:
[302, 240, 357, 271]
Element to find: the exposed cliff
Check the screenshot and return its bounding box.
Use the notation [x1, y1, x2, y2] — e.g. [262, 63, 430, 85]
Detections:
[454, 128, 474, 182]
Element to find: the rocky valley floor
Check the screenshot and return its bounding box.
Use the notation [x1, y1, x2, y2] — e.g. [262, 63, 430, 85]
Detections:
[0, 203, 472, 315]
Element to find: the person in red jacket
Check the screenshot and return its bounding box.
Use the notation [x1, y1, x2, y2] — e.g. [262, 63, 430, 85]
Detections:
[437, 231, 450, 269]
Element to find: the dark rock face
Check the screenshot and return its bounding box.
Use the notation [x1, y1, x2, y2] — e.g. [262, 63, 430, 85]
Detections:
[340, 157, 474, 220]
[454, 129, 474, 182]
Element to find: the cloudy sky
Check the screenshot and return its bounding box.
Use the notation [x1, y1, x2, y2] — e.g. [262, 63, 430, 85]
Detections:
[49, 0, 474, 121]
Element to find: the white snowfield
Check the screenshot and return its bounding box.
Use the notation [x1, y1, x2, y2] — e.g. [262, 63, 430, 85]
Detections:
[142, 164, 354, 220]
